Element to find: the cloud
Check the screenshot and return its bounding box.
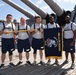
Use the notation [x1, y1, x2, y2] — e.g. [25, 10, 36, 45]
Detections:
[36, 0, 43, 5]
[57, 0, 61, 3]
[54, 0, 76, 3]
[0, 4, 4, 7]
[64, 0, 76, 3]
[63, 0, 69, 2]
[41, 6, 49, 10]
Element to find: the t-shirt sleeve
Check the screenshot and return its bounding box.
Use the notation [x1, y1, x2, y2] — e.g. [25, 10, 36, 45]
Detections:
[0, 23, 3, 31]
[56, 24, 60, 28]
[30, 24, 34, 29]
[72, 23, 76, 31]
[42, 24, 46, 29]
[27, 25, 30, 30]
[13, 24, 15, 30]
[15, 25, 18, 31]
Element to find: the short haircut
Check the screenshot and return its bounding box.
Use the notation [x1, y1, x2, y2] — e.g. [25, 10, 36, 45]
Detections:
[6, 14, 12, 18]
[35, 16, 41, 19]
[65, 11, 71, 17]
[49, 13, 55, 19]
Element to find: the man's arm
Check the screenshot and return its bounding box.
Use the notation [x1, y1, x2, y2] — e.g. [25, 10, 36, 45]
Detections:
[73, 30, 76, 41]
[70, 30, 76, 46]
[0, 31, 9, 35]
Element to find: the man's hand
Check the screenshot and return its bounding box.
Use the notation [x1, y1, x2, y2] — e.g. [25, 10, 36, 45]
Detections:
[3, 31, 10, 34]
[40, 28, 43, 33]
[14, 31, 18, 34]
[30, 29, 37, 35]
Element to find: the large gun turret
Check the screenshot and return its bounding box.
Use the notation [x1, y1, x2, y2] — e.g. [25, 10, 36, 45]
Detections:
[44, 0, 67, 26]
[44, 0, 76, 26]
[3, 0, 34, 19]
[21, 0, 47, 18]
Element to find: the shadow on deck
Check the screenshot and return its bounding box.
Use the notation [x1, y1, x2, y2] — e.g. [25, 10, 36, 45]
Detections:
[0, 61, 76, 75]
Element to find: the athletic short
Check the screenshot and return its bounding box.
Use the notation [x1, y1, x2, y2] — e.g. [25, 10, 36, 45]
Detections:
[32, 38, 44, 50]
[2, 38, 15, 55]
[64, 38, 75, 53]
[17, 38, 31, 53]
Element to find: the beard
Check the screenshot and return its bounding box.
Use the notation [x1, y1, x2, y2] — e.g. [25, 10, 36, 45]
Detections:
[65, 20, 70, 23]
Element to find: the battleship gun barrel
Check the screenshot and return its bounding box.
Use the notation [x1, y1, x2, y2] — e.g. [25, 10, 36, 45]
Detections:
[21, 0, 47, 18]
[3, 0, 34, 19]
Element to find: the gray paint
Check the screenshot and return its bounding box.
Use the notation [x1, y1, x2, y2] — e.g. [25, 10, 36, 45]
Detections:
[3, 0, 34, 19]
[21, 0, 47, 18]
[44, 0, 63, 16]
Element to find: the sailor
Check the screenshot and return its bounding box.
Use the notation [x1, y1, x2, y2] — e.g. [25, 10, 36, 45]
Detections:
[30, 16, 45, 65]
[46, 14, 60, 65]
[63, 14, 76, 69]
[0, 14, 15, 68]
[15, 17, 31, 66]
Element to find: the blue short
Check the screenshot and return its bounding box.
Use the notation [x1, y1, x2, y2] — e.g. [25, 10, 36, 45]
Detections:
[32, 38, 44, 50]
[17, 38, 31, 53]
[64, 38, 75, 53]
[2, 38, 15, 55]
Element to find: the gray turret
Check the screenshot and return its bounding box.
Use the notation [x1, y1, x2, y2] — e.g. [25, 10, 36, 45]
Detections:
[44, 0, 76, 26]
[3, 0, 34, 19]
[21, 0, 47, 18]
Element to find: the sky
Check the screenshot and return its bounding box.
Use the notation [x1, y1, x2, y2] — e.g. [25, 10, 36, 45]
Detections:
[0, 0, 76, 22]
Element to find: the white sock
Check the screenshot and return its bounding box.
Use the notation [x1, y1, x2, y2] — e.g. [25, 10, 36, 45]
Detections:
[40, 59, 42, 61]
[19, 60, 22, 62]
[34, 59, 36, 61]
[72, 63, 74, 64]
[26, 59, 29, 61]
[10, 61, 12, 63]
[1, 62, 4, 64]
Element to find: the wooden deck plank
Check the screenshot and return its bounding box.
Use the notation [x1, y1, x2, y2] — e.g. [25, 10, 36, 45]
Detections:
[0, 38, 76, 75]
[0, 51, 76, 75]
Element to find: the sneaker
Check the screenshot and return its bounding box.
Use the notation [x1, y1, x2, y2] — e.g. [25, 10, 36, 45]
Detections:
[16, 61, 23, 66]
[46, 59, 51, 65]
[71, 63, 75, 69]
[9, 63, 15, 67]
[38, 61, 45, 65]
[54, 60, 59, 65]
[62, 60, 68, 65]
[0, 64, 4, 69]
[32, 61, 36, 65]
[26, 61, 32, 65]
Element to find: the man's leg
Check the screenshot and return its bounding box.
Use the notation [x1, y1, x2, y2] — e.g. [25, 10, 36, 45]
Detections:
[19, 53, 22, 61]
[46, 59, 51, 65]
[0, 38, 7, 68]
[65, 52, 68, 61]
[26, 52, 31, 65]
[38, 50, 45, 65]
[1, 53, 6, 64]
[9, 52, 15, 67]
[9, 55, 12, 62]
[26, 52, 29, 61]
[39, 50, 43, 61]
[32, 49, 37, 65]
[16, 39, 23, 66]
[70, 53, 75, 69]
[62, 52, 69, 64]
[16, 52, 23, 66]
[0, 53, 6, 68]
[54, 59, 59, 65]
[71, 53, 75, 64]
[33, 54, 36, 61]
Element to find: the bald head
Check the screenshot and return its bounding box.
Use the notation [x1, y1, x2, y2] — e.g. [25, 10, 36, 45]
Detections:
[20, 17, 26, 25]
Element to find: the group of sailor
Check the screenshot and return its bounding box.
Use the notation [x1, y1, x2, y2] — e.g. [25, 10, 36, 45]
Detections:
[0, 13, 76, 69]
